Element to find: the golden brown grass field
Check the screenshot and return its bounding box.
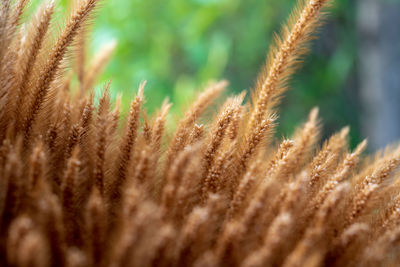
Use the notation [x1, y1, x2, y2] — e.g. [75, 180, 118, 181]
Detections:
[0, 0, 399, 266]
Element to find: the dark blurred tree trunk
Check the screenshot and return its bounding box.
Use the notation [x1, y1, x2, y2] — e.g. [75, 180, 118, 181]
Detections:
[357, 0, 400, 151]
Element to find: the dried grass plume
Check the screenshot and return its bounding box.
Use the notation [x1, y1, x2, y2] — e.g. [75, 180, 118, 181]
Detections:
[0, 0, 399, 266]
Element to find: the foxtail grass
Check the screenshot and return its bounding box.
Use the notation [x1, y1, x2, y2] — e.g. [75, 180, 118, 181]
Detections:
[0, 0, 399, 266]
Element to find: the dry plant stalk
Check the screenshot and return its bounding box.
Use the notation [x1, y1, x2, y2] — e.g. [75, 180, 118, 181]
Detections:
[0, 0, 399, 266]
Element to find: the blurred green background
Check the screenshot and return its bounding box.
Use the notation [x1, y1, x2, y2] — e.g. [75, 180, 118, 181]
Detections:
[29, 0, 362, 147]
[93, 0, 362, 146]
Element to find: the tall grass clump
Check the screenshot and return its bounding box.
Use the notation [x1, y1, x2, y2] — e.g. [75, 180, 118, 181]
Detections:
[0, 0, 399, 266]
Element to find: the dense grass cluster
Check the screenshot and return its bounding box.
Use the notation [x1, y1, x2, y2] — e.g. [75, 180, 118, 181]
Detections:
[0, 0, 399, 266]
